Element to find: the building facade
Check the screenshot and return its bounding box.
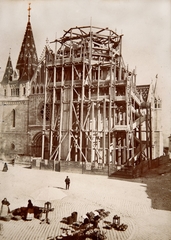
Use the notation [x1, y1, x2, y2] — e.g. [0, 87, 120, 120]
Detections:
[0, 9, 163, 175]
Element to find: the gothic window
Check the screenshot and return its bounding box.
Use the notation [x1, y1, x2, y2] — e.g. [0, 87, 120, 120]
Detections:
[12, 109, 15, 127]
[4, 89, 6, 96]
[23, 87, 26, 95]
[16, 88, 19, 96]
[32, 86, 35, 94]
[40, 86, 43, 93]
[11, 88, 15, 96]
[37, 86, 39, 94]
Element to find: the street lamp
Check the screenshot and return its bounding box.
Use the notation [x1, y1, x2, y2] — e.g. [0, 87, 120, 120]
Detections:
[113, 215, 120, 228]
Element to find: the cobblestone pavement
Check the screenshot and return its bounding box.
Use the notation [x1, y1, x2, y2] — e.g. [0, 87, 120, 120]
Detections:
[0, 163, 171, 240]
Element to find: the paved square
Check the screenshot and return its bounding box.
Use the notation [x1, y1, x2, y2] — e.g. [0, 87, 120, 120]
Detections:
[0, 163, 171, 239]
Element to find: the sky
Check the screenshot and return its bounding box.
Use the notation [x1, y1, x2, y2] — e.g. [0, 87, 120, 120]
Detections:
[0, 0, 170, 144]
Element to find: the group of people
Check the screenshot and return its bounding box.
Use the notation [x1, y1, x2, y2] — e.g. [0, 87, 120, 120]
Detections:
[0, 198, 34, 221]
[2, 161, 71, 190]
[0, 176, 71, 222]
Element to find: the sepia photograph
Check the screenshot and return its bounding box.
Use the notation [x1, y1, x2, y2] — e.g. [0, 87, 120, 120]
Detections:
[0, 0, 171, 239]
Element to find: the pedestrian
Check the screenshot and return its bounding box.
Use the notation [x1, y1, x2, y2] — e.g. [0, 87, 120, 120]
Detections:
[65, 176, 70, 190]
[26, 199, 34, 221]
[2, 163, 8, 172]
[0, 198, 10, 217]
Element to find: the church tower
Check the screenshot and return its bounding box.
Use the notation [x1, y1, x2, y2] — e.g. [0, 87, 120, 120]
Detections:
[0, 3, 38, 98]
[0, 4, 39, 161]
[16, 3, 38, 81]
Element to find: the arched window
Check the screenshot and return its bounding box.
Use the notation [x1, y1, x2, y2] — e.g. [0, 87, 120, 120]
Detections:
[4, 89, 6, 96]
[37, 87, 39, 94]
[40, 86, 43, 93]
[23, 87, 26, 95]
[32, 86, 35, 94]
[16, 88, 19, 96]
[12, 109, 15, 127]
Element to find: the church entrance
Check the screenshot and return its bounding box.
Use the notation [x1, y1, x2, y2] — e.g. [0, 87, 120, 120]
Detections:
[31, 133, 49, 159]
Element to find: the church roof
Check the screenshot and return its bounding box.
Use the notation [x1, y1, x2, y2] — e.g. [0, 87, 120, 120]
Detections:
[16, 4, 38, 81]
[1, 55, 13, 85]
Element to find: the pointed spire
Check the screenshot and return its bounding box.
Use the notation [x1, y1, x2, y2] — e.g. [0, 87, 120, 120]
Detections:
[1, 53, 13, 85]
[28, 3, 31, 22]
[16, 3, 38, 81]
[153, 74, 161, 102]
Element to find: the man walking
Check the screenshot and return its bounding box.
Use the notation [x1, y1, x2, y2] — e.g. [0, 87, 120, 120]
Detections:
[65, 176, 70, 190]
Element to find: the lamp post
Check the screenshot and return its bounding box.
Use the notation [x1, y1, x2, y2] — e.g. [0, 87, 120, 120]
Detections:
[113, 215, 120, 228]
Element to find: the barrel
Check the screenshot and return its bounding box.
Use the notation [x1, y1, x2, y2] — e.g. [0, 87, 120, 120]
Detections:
[71, 212, 78, 222]
[67, 216, 73, 225]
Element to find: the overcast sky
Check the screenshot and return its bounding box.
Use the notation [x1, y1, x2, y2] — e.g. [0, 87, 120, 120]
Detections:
[0, 0, 171, 142]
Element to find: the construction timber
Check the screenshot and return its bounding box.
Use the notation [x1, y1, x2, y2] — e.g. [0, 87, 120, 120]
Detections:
[42, 26, 152, 177]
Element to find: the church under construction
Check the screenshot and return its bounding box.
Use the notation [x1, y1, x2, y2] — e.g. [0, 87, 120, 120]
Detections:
[0, 6, 163, 177]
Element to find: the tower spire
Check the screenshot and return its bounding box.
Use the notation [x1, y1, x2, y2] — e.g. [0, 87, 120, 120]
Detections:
[28, 3, 31, 22]
[16, 3, 38, 81]
[1, 54, 13, 85]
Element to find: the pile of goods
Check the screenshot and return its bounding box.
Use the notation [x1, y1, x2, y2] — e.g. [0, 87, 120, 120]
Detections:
[51, 209, 128, 240]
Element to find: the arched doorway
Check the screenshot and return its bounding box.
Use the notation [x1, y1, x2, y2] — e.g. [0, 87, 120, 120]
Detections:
[31, 133, 49, 159]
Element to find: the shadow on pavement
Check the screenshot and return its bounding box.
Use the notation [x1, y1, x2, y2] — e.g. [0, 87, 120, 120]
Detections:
[55, 186, 65, 190]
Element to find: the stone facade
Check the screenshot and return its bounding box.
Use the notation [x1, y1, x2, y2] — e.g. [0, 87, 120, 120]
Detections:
[0, 8, 164, 167]
[0, 100, 28, 160]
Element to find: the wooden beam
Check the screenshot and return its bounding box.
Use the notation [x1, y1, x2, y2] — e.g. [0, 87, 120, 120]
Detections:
[41, 67, 48, 160]
[103, 98, 106, 164]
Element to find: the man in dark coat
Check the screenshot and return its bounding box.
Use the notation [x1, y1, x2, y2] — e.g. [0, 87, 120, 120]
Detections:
[65, 176, 70, 190]
[2, 163, 8, 172]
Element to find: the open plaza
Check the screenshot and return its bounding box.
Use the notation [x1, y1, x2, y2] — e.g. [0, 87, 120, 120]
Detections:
[0, 161, 171, 240]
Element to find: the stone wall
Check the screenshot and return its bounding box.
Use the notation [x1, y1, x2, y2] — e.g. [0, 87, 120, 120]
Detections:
[60, 161, 108, 175]
[31, 160, 109, 175]
[0, 100, 29, 159]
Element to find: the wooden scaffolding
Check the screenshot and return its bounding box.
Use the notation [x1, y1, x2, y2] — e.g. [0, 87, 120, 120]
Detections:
[41, 26, 152, 175]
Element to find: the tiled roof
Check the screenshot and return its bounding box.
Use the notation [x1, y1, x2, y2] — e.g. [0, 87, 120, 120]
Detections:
[1, 56, 13, 85]
[16, 20, 38, 81]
